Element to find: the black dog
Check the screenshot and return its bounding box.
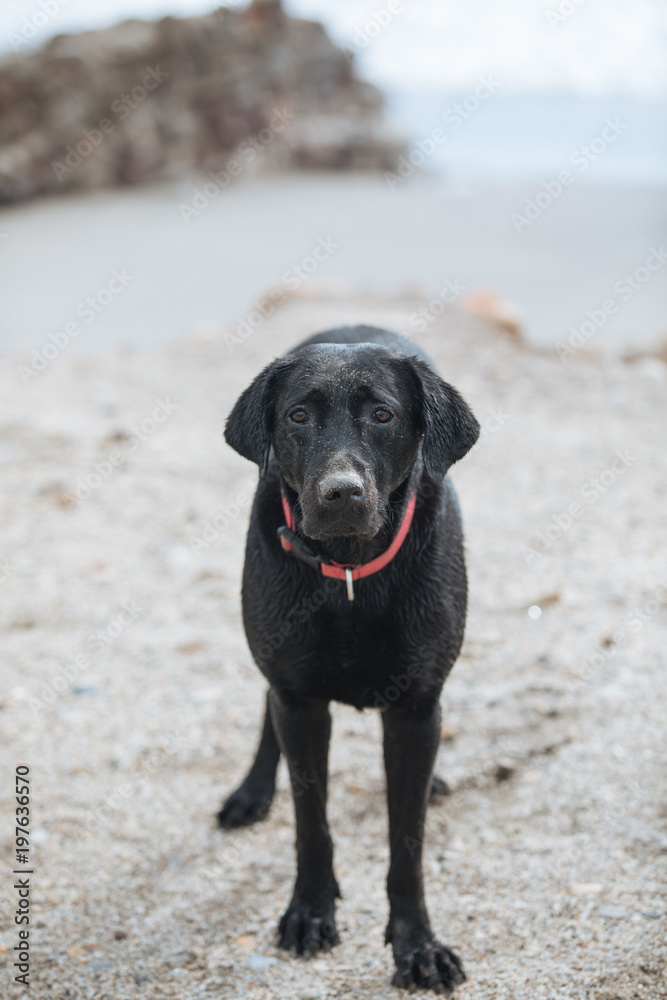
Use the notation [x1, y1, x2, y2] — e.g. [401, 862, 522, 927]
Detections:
[218, 325, 479, 992]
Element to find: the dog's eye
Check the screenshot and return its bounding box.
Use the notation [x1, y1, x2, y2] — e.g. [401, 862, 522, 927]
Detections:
[373, 408, 393, 423]
[289, 409, 308, 424]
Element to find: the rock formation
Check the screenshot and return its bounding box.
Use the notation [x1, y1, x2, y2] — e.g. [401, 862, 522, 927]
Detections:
[0, 0, 403, 203]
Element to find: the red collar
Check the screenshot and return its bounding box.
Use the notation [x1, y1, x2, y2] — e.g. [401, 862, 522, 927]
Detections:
[277, 486, 417, 601]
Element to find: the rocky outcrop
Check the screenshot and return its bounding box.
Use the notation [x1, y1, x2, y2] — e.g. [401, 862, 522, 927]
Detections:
[0, 0, 403, 203]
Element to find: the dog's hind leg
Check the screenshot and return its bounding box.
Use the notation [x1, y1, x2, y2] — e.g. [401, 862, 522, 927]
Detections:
[217, 691, 281, 828]
[429, 773, 451, 803]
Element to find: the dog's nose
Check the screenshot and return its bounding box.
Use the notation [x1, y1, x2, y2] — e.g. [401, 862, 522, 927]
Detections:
[319, 475, 365, 507]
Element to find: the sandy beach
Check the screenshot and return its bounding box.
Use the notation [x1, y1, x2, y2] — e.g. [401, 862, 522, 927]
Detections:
[1, 290, 666, 998]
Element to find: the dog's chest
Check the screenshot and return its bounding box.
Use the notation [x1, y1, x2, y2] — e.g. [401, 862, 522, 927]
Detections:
[269, 589, 421, 706]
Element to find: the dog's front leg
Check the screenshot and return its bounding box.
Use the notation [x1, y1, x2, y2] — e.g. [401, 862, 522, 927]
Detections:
[383, 701, 465, 992]
[269, 688, 340, 955]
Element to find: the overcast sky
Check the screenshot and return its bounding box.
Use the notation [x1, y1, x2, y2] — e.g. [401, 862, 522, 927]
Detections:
[2, 0, 667, 99]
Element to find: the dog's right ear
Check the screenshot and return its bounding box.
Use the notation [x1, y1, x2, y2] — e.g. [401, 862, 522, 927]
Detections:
[224, 358, 292, 473]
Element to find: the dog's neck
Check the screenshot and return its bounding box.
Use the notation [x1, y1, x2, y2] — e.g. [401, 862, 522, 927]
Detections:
[311, 525, 393, 567]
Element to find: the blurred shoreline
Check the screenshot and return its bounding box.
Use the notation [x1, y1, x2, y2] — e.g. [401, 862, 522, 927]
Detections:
[1, 169, 665, 357]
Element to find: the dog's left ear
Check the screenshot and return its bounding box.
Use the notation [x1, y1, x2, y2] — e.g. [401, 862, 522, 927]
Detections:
[407, 358, 480, 479]
[225, 358, 292, 473]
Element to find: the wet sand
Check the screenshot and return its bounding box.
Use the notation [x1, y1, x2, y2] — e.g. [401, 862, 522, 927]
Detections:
[1, 171, 665, 357]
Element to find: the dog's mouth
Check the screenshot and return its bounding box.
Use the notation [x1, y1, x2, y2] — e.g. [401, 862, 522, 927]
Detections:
[300, 509, 383, 542]
[304, 520, 382, 542]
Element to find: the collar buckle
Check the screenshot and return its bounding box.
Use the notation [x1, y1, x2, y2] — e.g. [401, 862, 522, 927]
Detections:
[276, 526, 324, 571]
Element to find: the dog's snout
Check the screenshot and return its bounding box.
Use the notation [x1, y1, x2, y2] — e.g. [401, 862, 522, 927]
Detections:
[319, 475, 365, 507]
[301, 468, 379, 538]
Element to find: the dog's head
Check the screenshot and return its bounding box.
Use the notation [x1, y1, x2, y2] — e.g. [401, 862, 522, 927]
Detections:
[225, 343, 479, 541]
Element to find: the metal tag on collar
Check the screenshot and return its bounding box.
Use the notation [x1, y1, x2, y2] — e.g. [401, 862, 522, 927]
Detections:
[345, 568, 354, 602]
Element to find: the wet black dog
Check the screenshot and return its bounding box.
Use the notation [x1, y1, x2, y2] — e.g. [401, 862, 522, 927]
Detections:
[218, 325, 479, 992]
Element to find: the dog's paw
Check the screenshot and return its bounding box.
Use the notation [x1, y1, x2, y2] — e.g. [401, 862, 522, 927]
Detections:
[217, 782, 274, 828]
[390, 932, 465, 993]
[429, 773, 452, 803]
[277, 899, 339, 956]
